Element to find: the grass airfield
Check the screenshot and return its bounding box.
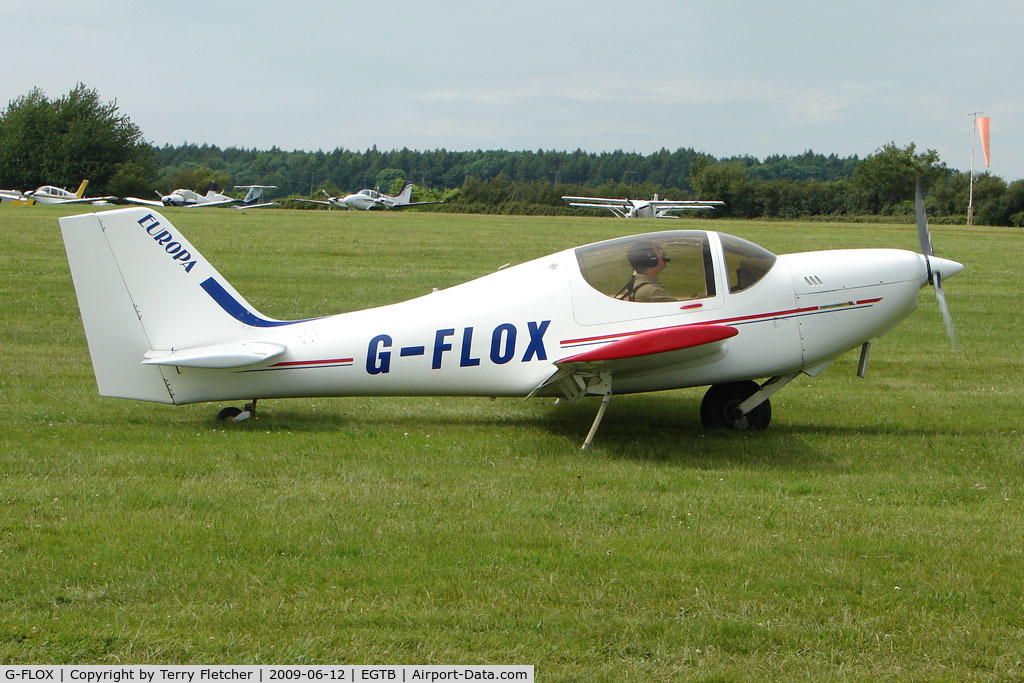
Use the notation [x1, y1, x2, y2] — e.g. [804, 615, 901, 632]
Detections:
[1, 204, 1022, 678]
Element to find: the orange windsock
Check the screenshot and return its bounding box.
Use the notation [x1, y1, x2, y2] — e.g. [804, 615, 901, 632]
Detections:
[978, 116, 991, 167]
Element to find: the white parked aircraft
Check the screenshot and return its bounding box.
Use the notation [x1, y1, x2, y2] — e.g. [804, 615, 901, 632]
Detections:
[58, 190, 960, 448]
[233, 185, 280, 209]
[1, 180, 116, 205]
[564, 194, 725, 218]
[126, 184, 239, 209]
[295, 183, 442, 211]
[125, 184, 278, 210]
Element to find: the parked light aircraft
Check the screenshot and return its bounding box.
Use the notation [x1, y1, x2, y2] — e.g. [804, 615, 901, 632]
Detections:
[0, 180, 116, 205]
[295, 183, 442, 211]
[564, 194, 725, 218]
[58, 189, 961, 448]
[126, 184, 237, 209]
[125, 183, 277, 209]
[233, 185, 280, 209]
[0, 189, 28, 204]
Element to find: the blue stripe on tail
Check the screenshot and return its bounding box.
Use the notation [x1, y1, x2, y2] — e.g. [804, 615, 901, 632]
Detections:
[200, 277, 313, 327]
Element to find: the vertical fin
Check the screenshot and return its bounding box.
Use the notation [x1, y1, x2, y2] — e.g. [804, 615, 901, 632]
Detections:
[58, 208, 290, 403]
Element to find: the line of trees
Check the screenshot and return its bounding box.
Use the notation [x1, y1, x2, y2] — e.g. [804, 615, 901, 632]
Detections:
[3, 84, 1023, 226]
[0, 84, 156, 198]
[153, 142, 1024, 225]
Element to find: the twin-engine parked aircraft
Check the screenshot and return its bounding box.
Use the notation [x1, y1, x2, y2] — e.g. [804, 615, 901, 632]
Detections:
[58, 191, 961, 448]
[1, 180, 116, 205]
[564, 194, 724, 218]
[295, 183, 442, 211]
[125, 184, 277, 209]
[126, 184, 238, 209]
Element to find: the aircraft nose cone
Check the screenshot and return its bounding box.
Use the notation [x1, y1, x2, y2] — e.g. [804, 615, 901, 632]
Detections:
[930, 256, 964, 280]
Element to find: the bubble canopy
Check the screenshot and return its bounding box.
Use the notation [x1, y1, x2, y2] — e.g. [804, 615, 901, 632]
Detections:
[574, 230, 777, 302]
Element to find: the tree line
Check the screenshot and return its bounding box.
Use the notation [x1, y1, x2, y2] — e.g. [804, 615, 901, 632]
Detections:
[3, 84, 1022, 226]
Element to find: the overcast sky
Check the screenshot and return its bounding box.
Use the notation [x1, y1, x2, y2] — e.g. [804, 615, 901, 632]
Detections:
[4, 0, 1021, 180]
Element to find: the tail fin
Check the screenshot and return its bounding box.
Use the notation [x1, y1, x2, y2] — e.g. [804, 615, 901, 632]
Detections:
[75, 179, 89, 198]
[395, 183, 413, 205]
[241, 186, 261, 204]
[59, 208, 289, 403]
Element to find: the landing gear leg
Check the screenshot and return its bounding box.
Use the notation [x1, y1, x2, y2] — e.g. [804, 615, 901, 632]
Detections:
[581, 372, 612, 450]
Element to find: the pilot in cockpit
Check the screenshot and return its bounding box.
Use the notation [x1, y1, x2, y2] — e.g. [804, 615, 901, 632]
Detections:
[615, 240, 677, 302]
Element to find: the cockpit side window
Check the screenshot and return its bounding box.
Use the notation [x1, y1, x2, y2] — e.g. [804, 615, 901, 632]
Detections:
[574, 231, 716, 302]
[720, 233, 777, 293]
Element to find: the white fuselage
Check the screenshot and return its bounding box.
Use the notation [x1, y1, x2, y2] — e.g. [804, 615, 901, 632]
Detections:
[28, 185, 79, 203]
[59, 209, 960, 409]
[157, 239, 933, 405]
[336, 190, 386, 210]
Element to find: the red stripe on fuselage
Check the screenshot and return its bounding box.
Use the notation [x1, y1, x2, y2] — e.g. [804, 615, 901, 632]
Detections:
[271, 358, 354, 367]
[560, 300, 881, 347]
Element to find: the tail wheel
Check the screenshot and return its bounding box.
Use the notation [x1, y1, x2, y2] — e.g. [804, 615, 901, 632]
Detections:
[700, 381, 771, 431]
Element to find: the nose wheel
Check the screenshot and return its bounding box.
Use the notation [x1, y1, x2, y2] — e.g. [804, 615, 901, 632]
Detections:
[700, 381, 771, 431]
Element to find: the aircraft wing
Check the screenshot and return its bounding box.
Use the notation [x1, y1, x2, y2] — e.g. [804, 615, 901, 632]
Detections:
[647, 200, 725, 207]
[391, 200, 444, 209]
[532, 324, 738, 400]
[562, 195, 633, 207]
[235, 202, 281, 210]
[567, 202, 628, 210]
[124, 197, 166, 207]
[293, 199, 332, 207]
[185, 198, 240, 208]
[55, 196, 119, 204]
[1, 190, 25, 200]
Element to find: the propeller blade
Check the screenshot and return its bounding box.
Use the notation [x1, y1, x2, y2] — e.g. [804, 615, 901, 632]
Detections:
[915, 183, 957, 348]
[915, 183, 934, 256]
[933, 272, 957, 349]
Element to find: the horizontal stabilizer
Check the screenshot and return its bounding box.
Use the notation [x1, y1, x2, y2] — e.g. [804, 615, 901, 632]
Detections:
[142, 341, 286, 369]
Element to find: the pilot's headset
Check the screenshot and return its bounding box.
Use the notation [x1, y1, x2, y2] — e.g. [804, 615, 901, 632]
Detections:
[627, 241, 669, 270]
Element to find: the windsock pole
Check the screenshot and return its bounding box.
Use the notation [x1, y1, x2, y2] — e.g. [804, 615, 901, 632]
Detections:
[967, 111, 982, 226]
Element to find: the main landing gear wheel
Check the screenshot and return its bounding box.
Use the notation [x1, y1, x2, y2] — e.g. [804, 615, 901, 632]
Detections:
[700, 381, 771, 431]
[216, 406, 243, 421]
[216, 400, 257, 422]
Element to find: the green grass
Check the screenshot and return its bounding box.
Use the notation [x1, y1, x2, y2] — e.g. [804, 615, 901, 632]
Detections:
[2, 205, 1022, 678]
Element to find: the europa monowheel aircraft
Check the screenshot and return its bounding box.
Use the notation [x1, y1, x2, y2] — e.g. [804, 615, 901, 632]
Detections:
[58, 187, 961, 448]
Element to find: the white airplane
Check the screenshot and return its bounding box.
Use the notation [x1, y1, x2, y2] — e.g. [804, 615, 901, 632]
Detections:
[295, 183, 442, 211]
[57, 189, 961, 448]
[0, 189, 27, 204]
[233, 185, 280, 210]
[564, 194, 725, 218]
[128, 184, 279, 210]
[125, 183, 276, 209]
[1, 180, 116, 205]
